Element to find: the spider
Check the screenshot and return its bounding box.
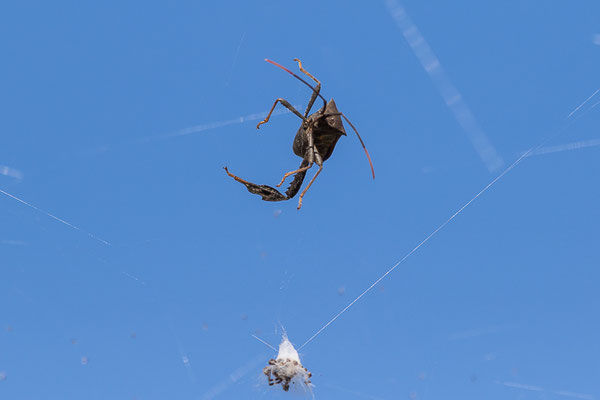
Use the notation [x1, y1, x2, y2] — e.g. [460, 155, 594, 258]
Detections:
[262, 336, 312, 392]
[263, 358, 312, 392]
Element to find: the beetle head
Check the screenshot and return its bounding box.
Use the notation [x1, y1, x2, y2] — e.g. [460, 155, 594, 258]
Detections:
[318, 99, 347, 136]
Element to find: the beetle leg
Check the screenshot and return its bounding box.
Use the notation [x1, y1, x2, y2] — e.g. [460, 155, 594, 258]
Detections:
[294, 58, 323, 117]
[224, 163, 308, 202]
[294, 58, 320, 87]
[283, 159, 309, 199]
[257, 98, 305, 129]
[276, 163, 312, 187]
[224, 167, 287, 201]
[297, 165, 323, 210]
[277, 123, 316, 187]
[296, 147, 323, 210]
[223, 166, 252, 186]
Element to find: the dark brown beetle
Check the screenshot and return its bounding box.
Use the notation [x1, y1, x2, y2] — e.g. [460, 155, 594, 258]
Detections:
[224, 58, 374, 209]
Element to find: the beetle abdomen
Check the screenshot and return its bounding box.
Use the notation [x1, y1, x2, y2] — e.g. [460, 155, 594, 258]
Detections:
[292, 126, 307, 158]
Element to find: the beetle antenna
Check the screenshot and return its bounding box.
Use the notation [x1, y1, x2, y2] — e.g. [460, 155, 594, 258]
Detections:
[265, 59, 327, 107]
[340, 114, 375, 179]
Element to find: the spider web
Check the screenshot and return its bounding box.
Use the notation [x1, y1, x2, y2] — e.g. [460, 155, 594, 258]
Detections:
[1, 2, 599, 400]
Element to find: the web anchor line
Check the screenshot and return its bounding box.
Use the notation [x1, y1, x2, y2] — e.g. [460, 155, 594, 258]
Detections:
[298, 95, 597, 350]
[298, 148, 528, 349]
[0, 188, 110, 246]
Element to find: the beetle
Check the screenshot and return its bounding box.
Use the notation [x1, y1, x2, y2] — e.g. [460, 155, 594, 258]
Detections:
[224, 58, 374, 210]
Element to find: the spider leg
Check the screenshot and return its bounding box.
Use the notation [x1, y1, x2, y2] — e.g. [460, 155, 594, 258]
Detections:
[264, 367, 275, 386]
[257, 98, 305, 129]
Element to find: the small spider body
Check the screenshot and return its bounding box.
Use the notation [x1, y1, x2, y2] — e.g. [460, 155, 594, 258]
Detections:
[262, 336, 312, 392]
[224, 58, 374, 210]
[263, 358, 312, 392]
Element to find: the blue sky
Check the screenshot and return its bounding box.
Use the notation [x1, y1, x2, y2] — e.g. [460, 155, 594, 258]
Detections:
[1, 1, 599, 399]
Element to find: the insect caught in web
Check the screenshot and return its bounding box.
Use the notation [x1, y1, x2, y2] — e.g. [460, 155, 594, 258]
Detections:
[263, 336, 312, 392]
[224, 58, 375, 210]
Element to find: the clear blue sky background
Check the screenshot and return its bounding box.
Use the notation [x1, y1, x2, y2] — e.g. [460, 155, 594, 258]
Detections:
[1, 1, 599, 399]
